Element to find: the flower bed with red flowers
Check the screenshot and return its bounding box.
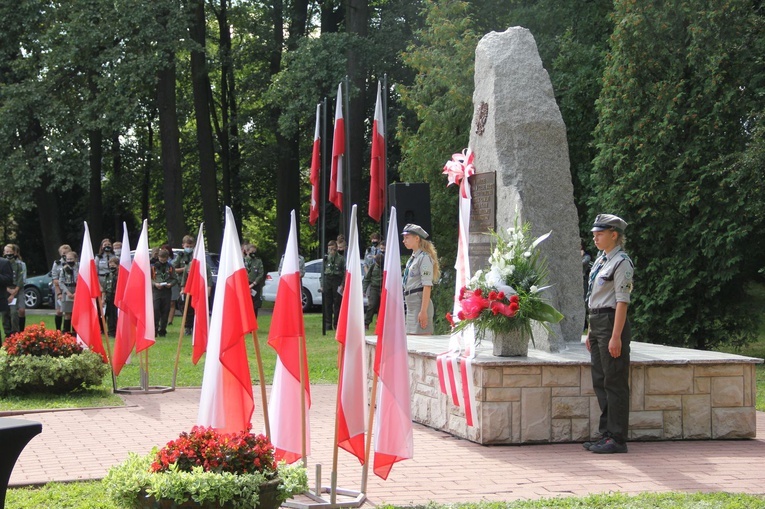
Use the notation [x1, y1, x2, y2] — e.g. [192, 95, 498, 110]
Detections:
[151, 426, 277, 476]
[105, 427, 307, 509]
[0, 323, 108, 395]
[3, 323, 83, 357]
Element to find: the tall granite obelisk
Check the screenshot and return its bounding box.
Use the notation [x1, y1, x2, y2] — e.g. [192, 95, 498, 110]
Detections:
[468, 27, 585, 351]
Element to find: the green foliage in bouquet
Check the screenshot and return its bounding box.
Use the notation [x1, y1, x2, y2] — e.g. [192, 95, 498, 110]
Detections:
[448, 221, 564, 341]
[0, 323, 108, 395]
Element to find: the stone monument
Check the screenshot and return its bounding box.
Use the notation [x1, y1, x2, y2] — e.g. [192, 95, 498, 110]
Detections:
[468, 27, 585, 351]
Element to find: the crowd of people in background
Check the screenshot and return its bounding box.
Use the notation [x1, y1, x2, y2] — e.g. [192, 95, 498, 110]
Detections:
[0, 229, 400, 339]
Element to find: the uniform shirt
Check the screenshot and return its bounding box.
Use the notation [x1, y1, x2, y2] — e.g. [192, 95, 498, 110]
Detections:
[322, 253, 345, 288]
[363, 262, 383, 293]
[403, 249, 433, 293]
[245, 255, 264, 286]
[103, 270, 118, 298]
[587, 246, 634, 309]
[51, 257, 66, 282]
[95, 253, 115, 276]
[59, 263, 79, 296]
[173, 250, 192, 286]
[152, 261, 177, 289]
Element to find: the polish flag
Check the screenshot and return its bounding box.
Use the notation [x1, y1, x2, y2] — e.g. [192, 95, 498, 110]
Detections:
[268, 210, 311, 464]
[335, 205, 368, 463]
[122, 220, 155, 353]
[309, 103, 321, 226]
[368, 82, 386, 222]
[184, 223, 210, 364]
[112, 223, 136, 375]
[329, 83, 344, 212]
[71, 222, 106, 362]
[198, 207, 257, 434]
[373, 207, 413, 479]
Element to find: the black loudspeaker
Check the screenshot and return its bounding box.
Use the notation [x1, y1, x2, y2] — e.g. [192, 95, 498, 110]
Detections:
[388, 183, 432, 252]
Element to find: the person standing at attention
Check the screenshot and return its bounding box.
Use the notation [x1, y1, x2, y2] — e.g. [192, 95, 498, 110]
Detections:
[244, 244, 265, 318]
[401, 224, 439, 335]
[321, 240, 345, 331]
[584, 214, 634, 454]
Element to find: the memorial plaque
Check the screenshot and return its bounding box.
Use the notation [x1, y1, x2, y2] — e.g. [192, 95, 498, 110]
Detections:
[470, 172, 495, 233]
[468, 172, 496, 272]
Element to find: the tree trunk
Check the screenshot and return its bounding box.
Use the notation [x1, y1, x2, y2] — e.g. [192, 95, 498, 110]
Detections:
[190, 0, 222, 250]
[345, 0, 368, 215]
[86, 128, 104, 244]
[156, 56, 186, 246]
[142, 115, 154, 230]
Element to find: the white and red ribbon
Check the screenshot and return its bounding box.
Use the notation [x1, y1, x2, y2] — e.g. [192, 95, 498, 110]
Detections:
[437, 148, 478, 427]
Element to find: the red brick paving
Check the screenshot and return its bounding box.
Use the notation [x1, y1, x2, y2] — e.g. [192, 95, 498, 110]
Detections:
[7, 386, 765, 505]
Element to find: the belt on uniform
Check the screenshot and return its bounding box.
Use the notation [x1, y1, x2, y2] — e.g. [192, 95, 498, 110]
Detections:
[404, 287, 424, 296]
[589, 307, 615, 315]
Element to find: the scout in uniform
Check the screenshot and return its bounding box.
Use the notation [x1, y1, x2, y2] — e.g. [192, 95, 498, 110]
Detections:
[244, 244, 265, 317]
[321, 240, 345, 330]
[103, 257, 120, 337]
[2, 244, 25, 336]
[362, 252, 383, 330]
[584, 214, 634, 454]
[152, 249, 177, 337]
[59, 251, 79, 334]
[401, 224, 440, 335]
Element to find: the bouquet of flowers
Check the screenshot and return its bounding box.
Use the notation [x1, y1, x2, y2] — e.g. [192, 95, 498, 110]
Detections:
[447, 220, 564, 341]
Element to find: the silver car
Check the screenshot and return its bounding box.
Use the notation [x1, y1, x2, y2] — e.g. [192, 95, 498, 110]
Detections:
[262, 258, 323, 312]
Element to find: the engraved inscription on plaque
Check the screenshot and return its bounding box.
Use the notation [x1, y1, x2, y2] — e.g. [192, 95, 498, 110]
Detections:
[470, 172, 495, 233]
[469, 172, 496, 271]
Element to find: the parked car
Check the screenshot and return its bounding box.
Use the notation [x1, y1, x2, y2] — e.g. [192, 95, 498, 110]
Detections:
[262, 258, 367, 312]
[24, 272, 54, 309]
[262, 259, 323, 312]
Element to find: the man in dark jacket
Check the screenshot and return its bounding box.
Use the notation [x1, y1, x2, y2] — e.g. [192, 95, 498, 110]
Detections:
[0, 257, 16, 337]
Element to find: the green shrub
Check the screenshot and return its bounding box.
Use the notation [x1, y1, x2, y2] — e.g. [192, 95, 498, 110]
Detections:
[0, 349, 108, 395]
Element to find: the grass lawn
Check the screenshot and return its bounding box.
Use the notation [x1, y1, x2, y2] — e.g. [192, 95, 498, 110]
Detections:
[6, 483, 765, 508]
[0, 310, 343, 411]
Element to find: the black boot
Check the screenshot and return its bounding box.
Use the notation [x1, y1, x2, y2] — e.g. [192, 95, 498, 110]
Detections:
[19, 317, 25, 331]
[63, 319, 71, 333]
[55, 315, 63, 331]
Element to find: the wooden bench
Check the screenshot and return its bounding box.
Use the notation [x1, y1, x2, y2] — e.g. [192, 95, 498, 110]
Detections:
[0, 418, 42, 509]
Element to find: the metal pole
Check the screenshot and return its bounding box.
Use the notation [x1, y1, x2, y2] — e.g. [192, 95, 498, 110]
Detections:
[343, 75, 351, 239]
[320, 98, 328, 336]
[381, 74, 389, 238]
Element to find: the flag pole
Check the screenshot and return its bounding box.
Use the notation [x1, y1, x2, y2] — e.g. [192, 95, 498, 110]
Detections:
[96, 295, 117, 391]
[143, 348, 150, 392]
[360, 372, 379, 494]
[320, 97, 328, 337]
[251, 331, 271, 438]
[299, 331, 308, 468]
[330, 344, 345, 504]
[381, 74, 389, 237]
[342, 75, 351, 238]
[171, 295, 191, 389]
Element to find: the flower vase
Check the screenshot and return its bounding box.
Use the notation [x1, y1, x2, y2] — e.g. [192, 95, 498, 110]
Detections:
[488, 328, 529, 357]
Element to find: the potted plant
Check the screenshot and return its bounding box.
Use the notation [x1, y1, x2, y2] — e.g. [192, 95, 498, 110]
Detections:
[0, 323, 108, 394]
[105, 426, 308, 509]
[447, 221, 564, 356]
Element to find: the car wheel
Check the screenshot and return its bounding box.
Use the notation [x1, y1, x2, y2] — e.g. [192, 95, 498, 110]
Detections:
[24, 286, 42, 309]
[301, 287, 313, 312]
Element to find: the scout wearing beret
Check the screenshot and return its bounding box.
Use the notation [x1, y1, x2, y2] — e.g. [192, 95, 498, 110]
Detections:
[584, 213, 634, 454]
[401, 223, 440, 335]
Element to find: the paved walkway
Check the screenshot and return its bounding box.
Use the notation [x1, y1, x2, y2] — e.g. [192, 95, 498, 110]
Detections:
[7, 386, 765, 505]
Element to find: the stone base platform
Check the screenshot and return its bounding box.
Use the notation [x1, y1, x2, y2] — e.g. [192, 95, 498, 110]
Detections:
[365, 335, 762, 445]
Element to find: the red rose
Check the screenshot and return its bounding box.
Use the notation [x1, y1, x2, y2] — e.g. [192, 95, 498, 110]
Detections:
[445, 312, 455, 327]
[510, 294, 519, 304]
[473, 288, 483, 297]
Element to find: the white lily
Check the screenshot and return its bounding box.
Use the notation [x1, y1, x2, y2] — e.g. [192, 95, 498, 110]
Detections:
[523, 251, 532, 258]
[531, 230, 553, 249]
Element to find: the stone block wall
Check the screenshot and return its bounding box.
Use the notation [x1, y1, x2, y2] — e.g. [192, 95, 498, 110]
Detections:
[367, 338, 761, 445]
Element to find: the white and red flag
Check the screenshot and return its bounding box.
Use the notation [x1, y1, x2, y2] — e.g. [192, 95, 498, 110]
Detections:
[122, 220, 155, 354]
[112, 223, 136, 375]
[309, 103, 321, 226]
[268, 210, 311, 464]
[198, 207, 257, 434]
[372, 207, 413, 479]
[71, 222, 106, 362]
[335, 204, 368, 463]
[368, 81, 386, 222]
[184, 223, 210, 365]
[329, 83, 345, 212]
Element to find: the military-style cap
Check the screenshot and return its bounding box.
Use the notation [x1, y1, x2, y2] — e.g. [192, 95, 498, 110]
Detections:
[401, 223, 429, 239]
[591, 214, 627, 233]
